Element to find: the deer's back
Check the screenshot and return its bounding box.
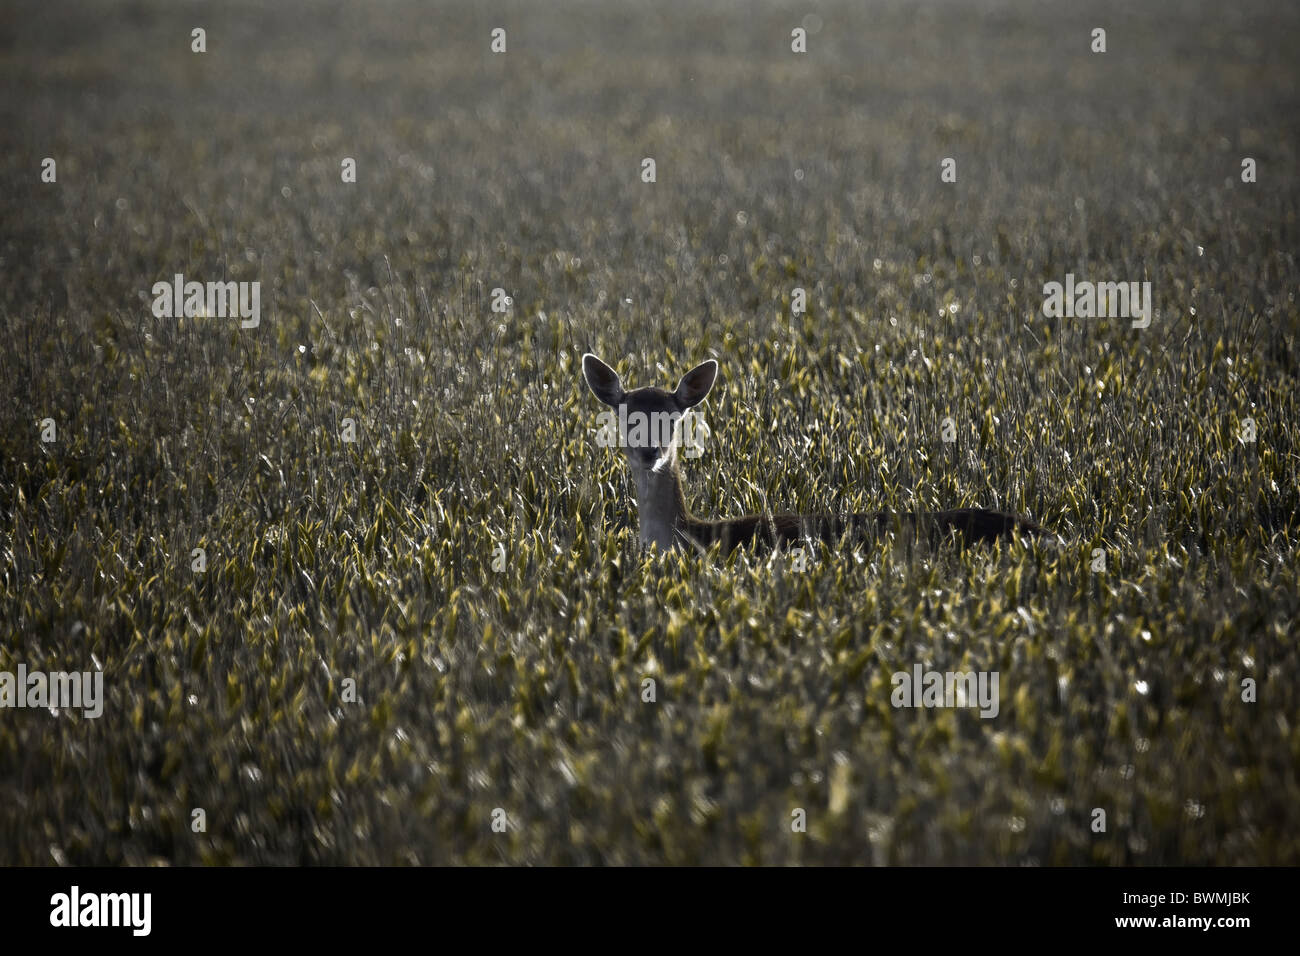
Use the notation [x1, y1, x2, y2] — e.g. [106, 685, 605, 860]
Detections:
[682, 508, 1042, 553]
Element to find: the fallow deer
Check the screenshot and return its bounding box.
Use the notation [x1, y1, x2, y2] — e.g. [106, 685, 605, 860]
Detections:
[582, 353, 1045, 553]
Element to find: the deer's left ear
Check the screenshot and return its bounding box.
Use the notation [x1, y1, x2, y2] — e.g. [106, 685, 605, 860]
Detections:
[674, 359, 718, 409]
[582, 353, 625, 407]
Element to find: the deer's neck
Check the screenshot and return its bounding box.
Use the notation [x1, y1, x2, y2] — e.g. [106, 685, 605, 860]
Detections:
[631, 459, 691, 549]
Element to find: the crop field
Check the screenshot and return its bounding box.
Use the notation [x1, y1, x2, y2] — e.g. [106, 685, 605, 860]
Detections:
[2, 0, 1298, 865]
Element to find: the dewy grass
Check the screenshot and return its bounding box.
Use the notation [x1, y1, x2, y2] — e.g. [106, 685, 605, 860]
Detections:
[1, 0, 1298, 864]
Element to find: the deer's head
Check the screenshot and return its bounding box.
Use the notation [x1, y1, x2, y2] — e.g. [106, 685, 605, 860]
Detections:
[582, 353, 717, 476]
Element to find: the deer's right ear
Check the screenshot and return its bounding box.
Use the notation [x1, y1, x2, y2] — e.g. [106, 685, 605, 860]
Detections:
[582, 353, 625, 407]
[674, 359, 717, 409]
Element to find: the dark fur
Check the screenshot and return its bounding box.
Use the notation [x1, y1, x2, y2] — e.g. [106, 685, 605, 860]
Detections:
[678, 502, 1044, 554]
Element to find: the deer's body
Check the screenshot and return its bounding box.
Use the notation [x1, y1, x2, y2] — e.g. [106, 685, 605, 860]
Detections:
[582, 354, 1043, 554]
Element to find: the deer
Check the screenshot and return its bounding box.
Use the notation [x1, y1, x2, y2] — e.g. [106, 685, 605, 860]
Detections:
[581, 353, 1045, 554]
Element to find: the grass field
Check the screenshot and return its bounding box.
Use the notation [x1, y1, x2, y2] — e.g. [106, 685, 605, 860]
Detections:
[2, 0, 1299, 864]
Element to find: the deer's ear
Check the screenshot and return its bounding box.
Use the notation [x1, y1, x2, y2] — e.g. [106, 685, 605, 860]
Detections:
[674, 359, 718, 409]
[582, 353, 624, 406]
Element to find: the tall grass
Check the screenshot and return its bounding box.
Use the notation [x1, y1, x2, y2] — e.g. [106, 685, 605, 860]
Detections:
[1, 0, 1298, 863]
